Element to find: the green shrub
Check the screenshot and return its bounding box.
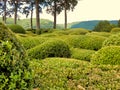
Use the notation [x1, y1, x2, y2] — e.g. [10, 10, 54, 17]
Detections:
[0, 23, 32, 89]
[7, 24, 26, 34]
[91, 46, 120, 65]
[86, 31, 112, 37]
[71, 48, 95, 61]
[67, 28, 89, 35]
[28, 39, 71, 59]
[17, 36, 49, 50]
[30, 58, 120, 89]
[65, 35, 106, 50]
[111, 28, 120, 33]
[103, 33, 120, 47]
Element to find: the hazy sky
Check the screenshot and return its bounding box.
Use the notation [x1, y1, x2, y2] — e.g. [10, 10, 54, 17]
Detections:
[22, 0, 120, 24]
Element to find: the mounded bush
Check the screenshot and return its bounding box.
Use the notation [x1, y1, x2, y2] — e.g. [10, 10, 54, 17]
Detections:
[30, 58, 120, 89]
[67, 28, 90, 35]
[103, 33, 120, 47]
[111, 28, 120, 33]
[86, 31, 112, 37]
[28, 39, 71, 59]
[65, 35, 106, 50]
[7, 24, 26, 34]
[0, 23, 32, 89]
[18, 36, 49, 50]
[71, 48, 95, 61]
[91, 46, 120, 65]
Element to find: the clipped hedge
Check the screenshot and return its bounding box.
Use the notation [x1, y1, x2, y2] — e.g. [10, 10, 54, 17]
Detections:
[91, 46, 120, 65]
[111, 28, 120, 33]
[71, 48, 95, 61]
[28, 39, 71, 59]
[18, 36, 49, 50]
[7, 24, 26, 34]
[0, 23, 32, 89]
[30, 58, 120, 89]
[103, 33, 120, 47]
[86, 31, 112, 37]
[65, 35, 106, 50]
[67, 28, 90, 35]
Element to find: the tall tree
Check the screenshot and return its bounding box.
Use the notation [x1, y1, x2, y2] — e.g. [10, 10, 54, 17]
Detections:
[63, 0, 78, 29]
[22, 0, 35, 29]
[118, 19, 120, 27]
[35, 0, 40, 34]
[46, 0, 63, 29]
[8, 0, 24, 24]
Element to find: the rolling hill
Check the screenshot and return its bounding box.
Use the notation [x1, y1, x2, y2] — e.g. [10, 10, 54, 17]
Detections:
[70, 20, 118, 30]
[0, 17, 118, 30]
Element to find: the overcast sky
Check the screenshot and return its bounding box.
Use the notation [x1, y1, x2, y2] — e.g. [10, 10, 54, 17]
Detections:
[22, 0, 120, 24]
[1, 0, 120, 23]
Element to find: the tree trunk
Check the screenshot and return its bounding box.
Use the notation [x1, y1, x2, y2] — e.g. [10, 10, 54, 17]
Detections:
[30, 3, 33, 29]
[53, 1, 57, 29]
[14, 0, 18, 24]
[3, 0, 7, 23]
[64, 1, 67, 29]
[35, 0, 40, 34]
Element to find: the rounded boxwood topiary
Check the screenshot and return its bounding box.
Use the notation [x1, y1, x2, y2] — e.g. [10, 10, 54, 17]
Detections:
[7, 24, 26, 34]
[103, 33, 120, 47]
[71, 48, 96, 61]
[65, 35, 106, 50]
[28, 39, 71, 59]
[111, 28, 120, 33]
[0, 23, 32, 89]
[91, 46, 120, 65]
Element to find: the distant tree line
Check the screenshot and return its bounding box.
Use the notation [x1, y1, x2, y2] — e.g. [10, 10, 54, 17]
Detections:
[93, 20, 120, 32]
[0, 0, 78, 34]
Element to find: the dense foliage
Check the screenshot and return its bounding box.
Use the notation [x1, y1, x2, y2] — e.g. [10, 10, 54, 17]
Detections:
[64, 35, 106, 50]
[30, 58, 120, 89]
[71, 48, 95, 61]
[91, 46, 120, 65]
[103, 33, 120, 47]
[111, 28, 120, 33]
[0, 23, 32, 89]
[7, 24, 26, 34]
[18, 36, 49, 50]
[93, 20, 115, 32]
[28, 39, 71, 59]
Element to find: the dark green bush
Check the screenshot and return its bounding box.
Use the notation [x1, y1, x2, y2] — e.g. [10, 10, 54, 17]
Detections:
[93, 20, 115, 32]
[111, 28, 120, 33]
[7, 24, 26, 34]
[28, 39, 71, 59]
[91, 46, 120, 65]
[71, 48, 95, 61]
[65, 35, 106, 50]
[0, 23, 32, 89]
[103, 33, 120, 47]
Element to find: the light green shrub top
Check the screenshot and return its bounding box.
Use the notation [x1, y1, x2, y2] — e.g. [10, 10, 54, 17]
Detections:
[65, 35, 106, 50]
[91, 46, 120, 65]
[7, 24, 26, 34]
[103, 33, 120, 47]
[111, 28, 120, 33]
